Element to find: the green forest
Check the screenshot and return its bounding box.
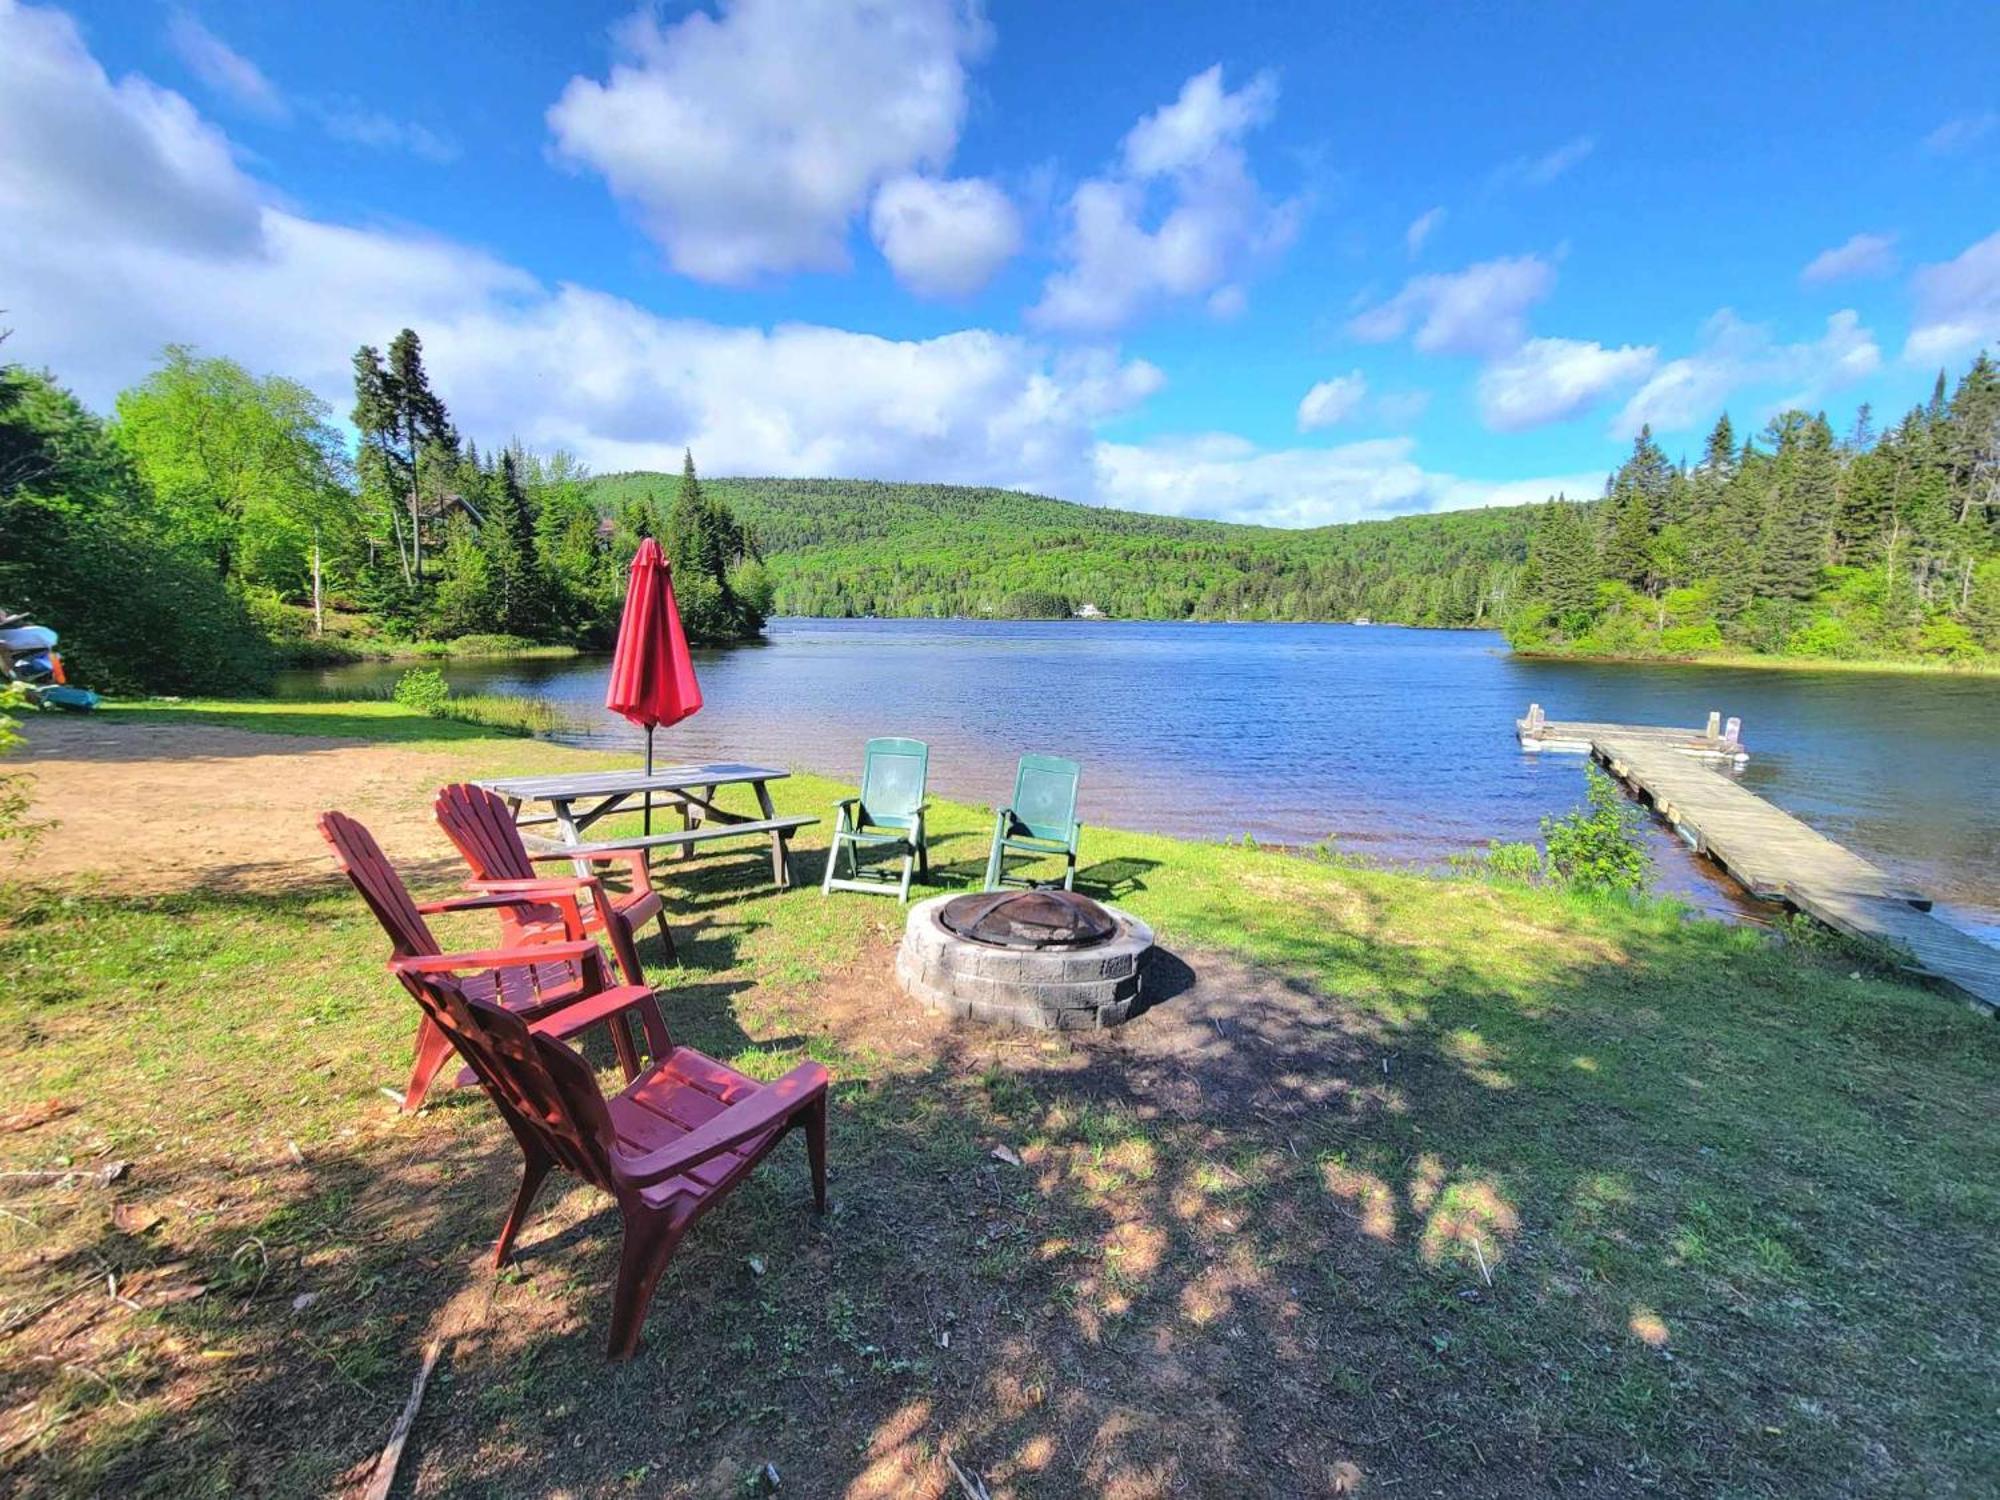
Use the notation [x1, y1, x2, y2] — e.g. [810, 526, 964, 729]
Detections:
[0, 332, 767, 695]
[1511, 356, 1999, 664]
[590, 473, 1534, 627]
[3, 330, 1994, 699]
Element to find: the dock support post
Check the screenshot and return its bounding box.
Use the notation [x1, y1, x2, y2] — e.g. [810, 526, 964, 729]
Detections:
[1706, 710, 1721, 740]
[1723, 716, 1742, 748]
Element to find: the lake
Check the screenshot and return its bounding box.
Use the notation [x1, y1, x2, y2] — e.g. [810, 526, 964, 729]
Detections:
[282, 619, 2000, 939]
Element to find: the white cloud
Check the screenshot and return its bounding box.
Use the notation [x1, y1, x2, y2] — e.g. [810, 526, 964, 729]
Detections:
[1489, 135, 1595, 191]
[1206, 284, 1248, 319]
[1614, 308, 1882, 437]
[1, 3, 1599, 536]
[1922, 112, 1996, 155]
[1094, 432, 1599, 527]
[1347, 254, 1556, 357]
[0, 1, 262, 255]
[1029, 65, 1299, 331]
[1297, 372, 1368, 431]
[547, 0, 986, 284]
[1903, 229, 2000, 366]
[868, 174, 1019, 298]
[1800, 231, 1897, 286]
[314, 100, 459, 164]
[1476, 337, 1657, 432]
[1404, 206, 1444, 257]
[165, 8, 285, 120]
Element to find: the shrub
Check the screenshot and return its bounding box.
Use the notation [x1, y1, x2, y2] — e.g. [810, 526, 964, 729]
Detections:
[1481, 839, 1544, 883]
[1541, 764, 1651, 895]
[392, 667, 450, 715]
[1916, 618, 1980, 661]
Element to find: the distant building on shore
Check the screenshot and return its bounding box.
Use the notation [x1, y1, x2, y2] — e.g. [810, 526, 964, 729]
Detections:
[1074, 602, 1106, 619]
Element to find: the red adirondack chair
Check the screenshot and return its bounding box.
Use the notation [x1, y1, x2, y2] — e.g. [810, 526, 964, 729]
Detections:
[319, 810, 654, 1110]
[393, 951, 829, 1359]
[433, 782, 675, 983]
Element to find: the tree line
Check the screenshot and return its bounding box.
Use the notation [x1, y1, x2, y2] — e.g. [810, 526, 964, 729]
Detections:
[0, 330, 767, 694]
[588, 474, 1537, 628]
[1513, 354, 1999, 662]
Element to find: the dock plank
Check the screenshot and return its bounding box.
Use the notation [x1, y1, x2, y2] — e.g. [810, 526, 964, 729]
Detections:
[1521, 712, 1997, 1015]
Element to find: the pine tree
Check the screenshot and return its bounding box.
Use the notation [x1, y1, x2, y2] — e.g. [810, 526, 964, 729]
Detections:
[1600, 490, 1656, 589]
[1756, 412, 1837, 602]
[1530, 500, 1599, 634]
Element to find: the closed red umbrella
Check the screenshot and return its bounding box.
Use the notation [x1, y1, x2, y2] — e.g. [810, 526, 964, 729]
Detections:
[605, 537, 703, 832]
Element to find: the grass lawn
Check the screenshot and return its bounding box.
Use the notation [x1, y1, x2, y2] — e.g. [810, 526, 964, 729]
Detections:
[2, 701, 1995, 1497]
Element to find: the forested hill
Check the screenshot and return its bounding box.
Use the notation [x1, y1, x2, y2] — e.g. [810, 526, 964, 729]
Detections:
[586, 474, 1537, 626]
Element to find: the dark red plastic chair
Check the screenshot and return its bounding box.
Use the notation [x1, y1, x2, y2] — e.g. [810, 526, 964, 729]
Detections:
[318, 810, 652, 1109]
[394, 952, 829, 1359]
[434, 782, 675, 982]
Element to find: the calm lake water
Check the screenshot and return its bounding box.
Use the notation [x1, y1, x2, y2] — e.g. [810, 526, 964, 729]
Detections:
[282, 619, 2000, 939]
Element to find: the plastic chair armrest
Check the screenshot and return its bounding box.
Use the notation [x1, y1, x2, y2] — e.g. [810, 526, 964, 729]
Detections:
[615, 1062, 829, 1185]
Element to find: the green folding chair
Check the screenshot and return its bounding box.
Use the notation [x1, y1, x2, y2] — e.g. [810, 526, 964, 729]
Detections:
[822, 737, 930, 901]
[984, 755, 1082, 892]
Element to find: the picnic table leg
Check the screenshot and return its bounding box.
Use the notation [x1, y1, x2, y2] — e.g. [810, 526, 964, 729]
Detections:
[754, 781, 790, 887]
[552, 799, 591, 879]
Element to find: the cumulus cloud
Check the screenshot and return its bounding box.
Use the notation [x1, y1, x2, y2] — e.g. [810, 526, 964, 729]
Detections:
[2, 2, 1592, 534]
[1094, 432, 1599, 527]
[1404, 206, 1444, 257]
[1347, 254, 1556, 357]
[1029, 65, 1300, 331]
[1800, 231, 1897, 286]
[165, 8, 286, 120]
[0, 2, 262, 255]
[869, 174, 1020, 298]
[547, 0, 986, 284]
[1922, 112, 1996, 155]
[1613, 308, 1881, 437]
[1476, 338, 1657, 432]
[1297, 372, 1368, 431]
[1903, 229, 2000, 366]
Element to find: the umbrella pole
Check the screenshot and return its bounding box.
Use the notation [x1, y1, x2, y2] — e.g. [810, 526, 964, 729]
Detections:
[644, 725, 654, 837]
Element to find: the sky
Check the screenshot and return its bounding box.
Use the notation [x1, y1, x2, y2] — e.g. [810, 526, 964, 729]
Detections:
[1, 0, 1996, 528]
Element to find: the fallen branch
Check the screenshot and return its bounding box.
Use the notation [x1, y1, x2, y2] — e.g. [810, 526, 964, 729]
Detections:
[946, 1455, 992, 1500]
[364, 1337, 442, 1500]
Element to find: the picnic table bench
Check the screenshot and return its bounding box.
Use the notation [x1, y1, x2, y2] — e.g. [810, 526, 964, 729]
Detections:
[480, 763, 817, 889]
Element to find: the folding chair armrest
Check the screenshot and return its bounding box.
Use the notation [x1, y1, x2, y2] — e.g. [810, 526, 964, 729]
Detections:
[615, 1062, 829, 1186]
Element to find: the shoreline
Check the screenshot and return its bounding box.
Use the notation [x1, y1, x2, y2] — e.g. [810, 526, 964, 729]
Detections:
[1512, 645, 2000, 678]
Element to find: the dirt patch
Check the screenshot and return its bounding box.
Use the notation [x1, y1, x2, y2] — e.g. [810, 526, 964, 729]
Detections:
[7, 717, 472, 893]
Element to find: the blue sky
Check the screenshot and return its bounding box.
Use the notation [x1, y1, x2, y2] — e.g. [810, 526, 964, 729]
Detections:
[2, 0, 1996, 526]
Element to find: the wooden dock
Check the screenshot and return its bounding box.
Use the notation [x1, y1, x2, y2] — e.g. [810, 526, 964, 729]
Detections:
[1518, 704, 2000, 1015]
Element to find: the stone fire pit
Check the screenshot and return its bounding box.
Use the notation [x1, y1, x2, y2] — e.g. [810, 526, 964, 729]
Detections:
[896, 889, 1153, 1029]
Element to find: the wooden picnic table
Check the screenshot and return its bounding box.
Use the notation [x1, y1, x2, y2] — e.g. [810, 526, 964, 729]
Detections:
[478, 763, 816, 889]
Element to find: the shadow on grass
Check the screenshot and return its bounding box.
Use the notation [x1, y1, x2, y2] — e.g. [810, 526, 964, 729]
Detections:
[3, 875, 1996, 1499]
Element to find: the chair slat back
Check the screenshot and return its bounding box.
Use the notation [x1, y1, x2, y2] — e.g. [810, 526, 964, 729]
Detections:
[859, 737, 928, 822]
[1010, 755, 1080, 843]
[404, 971, 618, 1191]
[435, 783, 538, 883]
[318, 810, 438, 957]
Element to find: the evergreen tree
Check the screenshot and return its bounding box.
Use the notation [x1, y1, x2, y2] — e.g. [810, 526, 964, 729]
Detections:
[1529, 500, 1599, 634]
[1756, 412, 1838, 603]
[352, 328, 456, 586]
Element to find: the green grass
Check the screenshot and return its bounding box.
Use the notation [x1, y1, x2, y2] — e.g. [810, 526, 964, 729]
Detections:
[2, 700, 1995, 1497]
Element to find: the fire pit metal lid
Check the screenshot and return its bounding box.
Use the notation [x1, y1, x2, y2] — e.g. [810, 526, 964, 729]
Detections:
[938, 889, 1117, 950]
